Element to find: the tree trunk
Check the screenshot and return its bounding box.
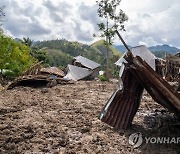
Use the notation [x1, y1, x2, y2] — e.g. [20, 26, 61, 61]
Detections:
[106, 17, 110, 79]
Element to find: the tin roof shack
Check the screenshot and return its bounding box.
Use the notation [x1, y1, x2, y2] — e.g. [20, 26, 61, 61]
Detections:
[64, 56, 101, 81]
[99, 46, 180, 130]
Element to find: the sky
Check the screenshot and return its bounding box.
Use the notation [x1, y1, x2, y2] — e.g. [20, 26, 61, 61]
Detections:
[1, 0, 180, 47]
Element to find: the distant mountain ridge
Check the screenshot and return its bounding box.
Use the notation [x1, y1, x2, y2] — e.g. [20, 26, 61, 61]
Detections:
[114, 44, 180, 54]
[148, 44, 180, 54]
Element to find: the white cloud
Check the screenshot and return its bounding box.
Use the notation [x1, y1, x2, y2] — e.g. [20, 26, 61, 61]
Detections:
[120, 0, 180, 47]
[1, 0, 180, 47]
[139, 37, 158, 46]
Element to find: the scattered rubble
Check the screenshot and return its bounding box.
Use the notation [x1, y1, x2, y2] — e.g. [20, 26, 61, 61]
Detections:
[6, 63, 71, 89]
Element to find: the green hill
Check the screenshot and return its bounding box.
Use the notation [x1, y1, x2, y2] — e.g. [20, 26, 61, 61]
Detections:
[34, 39, 122, 73]
[91, 40, 122, 71]
[91, 40, 122, 57]
[43, 48, 73, 67]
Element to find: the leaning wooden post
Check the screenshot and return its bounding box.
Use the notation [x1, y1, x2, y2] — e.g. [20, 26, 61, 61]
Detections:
[115, 30, 131, 52]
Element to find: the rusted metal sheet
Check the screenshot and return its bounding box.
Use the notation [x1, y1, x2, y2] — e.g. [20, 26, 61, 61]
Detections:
[99, 68, 144, 129]
[99, 51, 180, 130]
[125, 52, 180, 115]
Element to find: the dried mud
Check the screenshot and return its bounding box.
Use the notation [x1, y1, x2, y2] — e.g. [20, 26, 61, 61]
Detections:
[0, 81, 179, 154]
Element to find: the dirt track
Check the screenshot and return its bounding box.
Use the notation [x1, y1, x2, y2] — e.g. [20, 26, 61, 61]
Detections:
[0, 81, 179, 154]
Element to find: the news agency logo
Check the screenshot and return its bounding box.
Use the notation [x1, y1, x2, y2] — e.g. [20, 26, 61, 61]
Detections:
[129, 132, 143, 148]
[129, 132, 180, 148]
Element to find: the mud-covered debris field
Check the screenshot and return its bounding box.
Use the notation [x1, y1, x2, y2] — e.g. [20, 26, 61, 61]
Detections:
[0, 81, 179, 153]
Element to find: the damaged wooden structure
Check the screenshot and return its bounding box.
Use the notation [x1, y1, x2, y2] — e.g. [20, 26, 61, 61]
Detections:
[155, 53, 180, 82]
[7, 63, 69, 89]
[99, 32, 180, 129]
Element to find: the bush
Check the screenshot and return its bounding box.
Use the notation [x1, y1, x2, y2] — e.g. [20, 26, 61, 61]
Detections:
[0, 33, 37, 78]
[98, 74, 109, 81]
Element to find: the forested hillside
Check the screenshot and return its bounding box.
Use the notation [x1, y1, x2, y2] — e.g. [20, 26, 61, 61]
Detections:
[34, 39, 122, 71]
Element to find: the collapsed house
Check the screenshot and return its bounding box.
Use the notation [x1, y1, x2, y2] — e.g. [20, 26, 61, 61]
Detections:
[64, 55, 100, 81]
[7, 63, 69, 89]
[99, 45, 180, 129]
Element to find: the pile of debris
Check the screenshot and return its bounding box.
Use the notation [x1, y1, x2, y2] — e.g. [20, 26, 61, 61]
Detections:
[99, 41, 180, 129]
[7, 56, 101, 89]
[7, 62, 68, 89]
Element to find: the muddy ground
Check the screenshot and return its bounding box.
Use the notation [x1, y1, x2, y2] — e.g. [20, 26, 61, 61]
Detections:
[0, 80, 179, 154]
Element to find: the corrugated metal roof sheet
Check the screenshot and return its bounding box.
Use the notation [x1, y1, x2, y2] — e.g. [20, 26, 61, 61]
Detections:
[100, 51, 180, 130]
[99, 70, 144, 129]
[73, 56, 100, 70]
[63, 64, 92, 81]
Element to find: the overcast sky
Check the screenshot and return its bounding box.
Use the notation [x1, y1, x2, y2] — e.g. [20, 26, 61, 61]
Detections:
[1, 0, 180, 47]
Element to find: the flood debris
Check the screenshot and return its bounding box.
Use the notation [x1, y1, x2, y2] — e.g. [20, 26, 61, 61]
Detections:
[64, 55, 100, 81]
[7, 63, 69, 89]
[6, 56, 100, 89]
[164, 53, 180, 81]
[40, 67, 65, 77]
[7, 75, 70, 89]
[99, 33, 180, 130]
[21, 61, 43, 76]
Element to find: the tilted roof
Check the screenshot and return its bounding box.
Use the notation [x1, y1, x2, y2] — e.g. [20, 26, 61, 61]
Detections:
[115, 45, 157, 70]
[73, 56, 100, 70]
[64, 64, 92, 81]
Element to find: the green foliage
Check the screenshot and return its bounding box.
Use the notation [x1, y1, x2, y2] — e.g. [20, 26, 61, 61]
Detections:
[96, 0, 127, 78]
[35, 39, 103, 67]
[91, 39, 122, 75]
[152, 51, 171, 58]
[21, 37, 33, 47]
[98, 74, 109, 81]
[44, 48, 73, 67]
[34, 39, 122, 75]
[31, 46, 49, 63]
[0, 34, 36, 78]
